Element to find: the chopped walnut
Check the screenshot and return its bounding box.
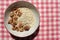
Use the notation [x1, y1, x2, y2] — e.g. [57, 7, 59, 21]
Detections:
[8, 18, 13, 24]
[11, 23, 15, 27]
[16, 21, 23, 28]
[9, 12, 14, 17]
[23, 25, 30, 31]
[14, 8, 22, 17]
[13, 15, 18, 21]
[13, 19, 17, 24]
[15, 26, 20, 31]
[19, 28, 24, 32]
[17, 11, 22, 17]
[12, 27, 16, 31]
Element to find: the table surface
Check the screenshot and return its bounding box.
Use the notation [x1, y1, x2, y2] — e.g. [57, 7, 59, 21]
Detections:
[0, 0, 60, 40]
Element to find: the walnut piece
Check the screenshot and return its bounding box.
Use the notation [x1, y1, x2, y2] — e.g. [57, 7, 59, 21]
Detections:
[9, 12, 14, 17]
[24, 25, 30, 31]
[8, 18, 13, 24]
[13, 15, 18, 21]
[17, 11, 22, 17]
[16, 21, 23, 28]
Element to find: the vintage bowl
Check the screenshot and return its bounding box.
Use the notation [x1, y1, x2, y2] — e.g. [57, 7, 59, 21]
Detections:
[4, 1, 40, 37]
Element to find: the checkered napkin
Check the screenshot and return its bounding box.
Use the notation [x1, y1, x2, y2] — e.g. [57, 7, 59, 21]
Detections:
[0, 0, 60, 40]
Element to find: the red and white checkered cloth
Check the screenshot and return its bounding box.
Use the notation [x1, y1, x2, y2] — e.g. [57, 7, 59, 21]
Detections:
[0, 0, 60, 40]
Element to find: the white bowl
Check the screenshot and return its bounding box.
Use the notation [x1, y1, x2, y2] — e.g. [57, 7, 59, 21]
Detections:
[4, 1, 40, 37]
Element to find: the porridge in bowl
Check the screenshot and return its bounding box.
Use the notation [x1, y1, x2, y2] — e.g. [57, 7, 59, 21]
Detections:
[8, 8, 35, 32]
